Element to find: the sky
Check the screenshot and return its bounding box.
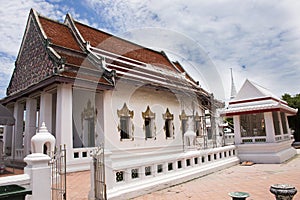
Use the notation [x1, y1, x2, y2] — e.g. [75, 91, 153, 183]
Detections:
[0, 0, 300, 101]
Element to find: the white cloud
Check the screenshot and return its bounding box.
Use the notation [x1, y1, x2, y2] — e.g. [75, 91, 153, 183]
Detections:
[83, 0, 300, 100]
[1, 0, 300, 100]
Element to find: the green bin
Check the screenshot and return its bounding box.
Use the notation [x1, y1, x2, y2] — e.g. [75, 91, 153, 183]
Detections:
[0, 184, 32, 200]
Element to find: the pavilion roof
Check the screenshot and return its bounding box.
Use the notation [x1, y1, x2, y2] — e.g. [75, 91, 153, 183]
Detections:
[220, 79, 297, 116]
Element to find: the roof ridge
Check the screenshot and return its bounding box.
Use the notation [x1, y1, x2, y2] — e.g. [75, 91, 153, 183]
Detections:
[73, 19, 173, 62]
[35, 11, 66, 27]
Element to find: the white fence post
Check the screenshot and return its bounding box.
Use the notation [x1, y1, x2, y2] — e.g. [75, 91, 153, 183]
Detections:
[24, 153, 51, 200]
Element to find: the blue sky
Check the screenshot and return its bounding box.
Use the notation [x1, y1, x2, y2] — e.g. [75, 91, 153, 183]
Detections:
[0, 0, 300, 101]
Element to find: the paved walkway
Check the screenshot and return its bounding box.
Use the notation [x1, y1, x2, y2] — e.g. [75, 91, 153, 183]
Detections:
[67, 153, 300, 200]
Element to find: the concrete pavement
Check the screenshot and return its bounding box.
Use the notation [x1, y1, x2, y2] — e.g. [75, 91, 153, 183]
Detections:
[67, 152, 300, 200]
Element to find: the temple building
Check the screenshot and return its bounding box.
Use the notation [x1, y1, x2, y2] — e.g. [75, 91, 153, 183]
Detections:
[0, 9, 239, 198]
[221, 79, 297, 163]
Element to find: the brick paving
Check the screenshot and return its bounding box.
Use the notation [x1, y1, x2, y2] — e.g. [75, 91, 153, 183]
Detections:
[67, 153, 300, 200]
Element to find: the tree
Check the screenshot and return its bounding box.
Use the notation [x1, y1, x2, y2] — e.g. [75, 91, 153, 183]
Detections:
[282, 93, 300, 142]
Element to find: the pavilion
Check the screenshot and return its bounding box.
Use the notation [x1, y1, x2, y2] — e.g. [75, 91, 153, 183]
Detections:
[221, 79, 297, 163]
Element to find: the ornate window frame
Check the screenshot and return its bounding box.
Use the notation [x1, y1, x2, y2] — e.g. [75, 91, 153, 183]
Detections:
[117, 103, 134, 141]
[163, 108, 174, 139]
[142, 106, 156, 140]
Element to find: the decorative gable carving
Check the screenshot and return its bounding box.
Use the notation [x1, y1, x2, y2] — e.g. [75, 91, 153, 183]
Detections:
[7, 15, 56, 95]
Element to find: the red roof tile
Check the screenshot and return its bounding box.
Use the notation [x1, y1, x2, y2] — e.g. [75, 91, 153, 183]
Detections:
[39, 17, 82, 51]
[74, 22, 177, 72]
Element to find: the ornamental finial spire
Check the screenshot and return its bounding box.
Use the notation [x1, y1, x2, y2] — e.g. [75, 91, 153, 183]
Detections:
[230, 68, 237, 99]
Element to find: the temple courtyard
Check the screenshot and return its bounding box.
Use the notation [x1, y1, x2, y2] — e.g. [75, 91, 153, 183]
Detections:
[66, 150, 300, 200]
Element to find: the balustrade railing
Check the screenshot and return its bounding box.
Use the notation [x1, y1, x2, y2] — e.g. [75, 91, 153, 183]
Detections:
[111, 146, 236, 185]
[72, 147, 95, 159]
[241, 136, 266, 143]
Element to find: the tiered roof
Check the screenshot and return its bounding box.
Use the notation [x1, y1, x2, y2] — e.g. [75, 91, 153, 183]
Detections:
[221, 79, 297, 116]
[4, 9, 210, 103]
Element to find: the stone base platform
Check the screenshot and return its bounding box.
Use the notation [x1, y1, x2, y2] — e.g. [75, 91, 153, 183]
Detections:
[237, 140, 296, 164]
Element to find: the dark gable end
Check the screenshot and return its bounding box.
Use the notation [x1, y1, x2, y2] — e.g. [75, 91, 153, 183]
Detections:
[7, 9, 59, 95]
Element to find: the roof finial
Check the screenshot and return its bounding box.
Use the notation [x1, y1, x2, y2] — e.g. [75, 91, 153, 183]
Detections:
[230, 68, 237, 99]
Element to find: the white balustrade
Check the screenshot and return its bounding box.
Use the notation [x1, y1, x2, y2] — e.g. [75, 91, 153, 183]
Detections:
[111, 146, 237, 185]
[72, 147, 95, 159]
[241, 136, 266, 143]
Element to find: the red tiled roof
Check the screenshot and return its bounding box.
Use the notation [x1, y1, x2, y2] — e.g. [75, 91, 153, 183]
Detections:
[74, 22, 177, 72]
[39, 17, 82, 51]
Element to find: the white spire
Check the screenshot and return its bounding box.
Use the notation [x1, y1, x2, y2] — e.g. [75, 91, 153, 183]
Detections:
[230, 68, 237, 99]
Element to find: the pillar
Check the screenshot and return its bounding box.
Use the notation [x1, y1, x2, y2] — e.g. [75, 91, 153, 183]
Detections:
[233, 115, 242, 144]
[56, 83, 73, 162]
[24, 98, 37, 155]
[4, 106, 14, 156]
[265, 112, 276, 143]
[24, 153, 51, 200]
[39, 92, 52, 133]
[4, 125, 13, 156]
[13, 101, 25, 158]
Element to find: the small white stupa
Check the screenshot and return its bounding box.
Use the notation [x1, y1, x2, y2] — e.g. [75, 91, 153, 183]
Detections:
[31, 122, 56, 155]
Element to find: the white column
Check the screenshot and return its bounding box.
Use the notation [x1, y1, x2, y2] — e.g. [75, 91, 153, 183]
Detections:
[24, 98, 37, 155]
[4, 125, 13, 156]
[39, 92, 52, 132]
[56, 84, 73, 162]
[233, 115, 242, 144]
[24, 153, 51, 200]
[284, 114, 291, 135]
[13, 102, 24, 150]
[4, 105, 14, 156]
[265, 112, 276, 143]
[277, 111, 284, 136]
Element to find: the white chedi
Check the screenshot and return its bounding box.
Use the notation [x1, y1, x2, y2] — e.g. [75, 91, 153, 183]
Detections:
[31, 122, 56, 154]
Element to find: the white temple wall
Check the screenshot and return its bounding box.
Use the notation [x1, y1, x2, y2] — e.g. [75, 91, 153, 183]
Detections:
[103, 83, 203, 154]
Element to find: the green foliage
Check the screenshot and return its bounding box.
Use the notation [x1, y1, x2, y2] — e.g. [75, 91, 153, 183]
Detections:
[282, 93, 300, 141]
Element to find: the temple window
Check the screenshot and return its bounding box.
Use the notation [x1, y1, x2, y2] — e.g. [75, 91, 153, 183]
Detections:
[142, 106, 156, 139]
[117, 103, 134, 140]
[179, 110, 188, 135]
[280, 112, 288, 134]
[163, 108, 174, 139]
[240, 113, 266, 137]
[272, 111, 281, 135]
